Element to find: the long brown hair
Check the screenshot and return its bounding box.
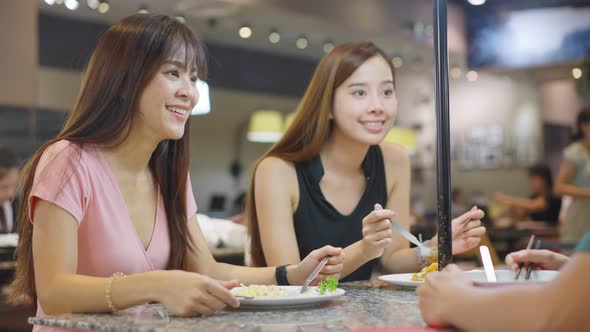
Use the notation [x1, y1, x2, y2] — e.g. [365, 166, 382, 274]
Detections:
[247, 41, 394, 266]
[9, 14, 207, 302]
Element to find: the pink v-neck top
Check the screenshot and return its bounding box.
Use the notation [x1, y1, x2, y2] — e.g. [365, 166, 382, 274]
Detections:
[29, 140, 197, 332]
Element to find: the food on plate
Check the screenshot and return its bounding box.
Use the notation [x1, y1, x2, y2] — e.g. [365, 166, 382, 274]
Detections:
[230, 277, 340, 298]
[231, 284, 290, 297]
[317, 276, 339, 295]
[411, 262, 439, 281]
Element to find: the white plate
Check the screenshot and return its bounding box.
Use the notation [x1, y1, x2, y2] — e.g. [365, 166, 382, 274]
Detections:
[231, 286, 345, 307]
[469, 269, 559, 287]
[378, 273, 423, 287]
[378, 269, 559, 288]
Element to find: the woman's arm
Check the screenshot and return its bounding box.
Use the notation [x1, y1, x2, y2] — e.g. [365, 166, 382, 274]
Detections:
[378, 144, 486, 273]
[418, 254, 590, 332]
[378, 143, 419, 274]
[184, 213, 343, 285]
[251, 156, 383, 279]
[554, 160, 590, 199]
[495, 193, 547, 212]
[33, 200, 238, 316]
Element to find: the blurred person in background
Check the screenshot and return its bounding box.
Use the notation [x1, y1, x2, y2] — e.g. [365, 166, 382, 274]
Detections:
[0, 145, 19, 233]
[555, 107, 590, 243]
[495, 164, 561, 226]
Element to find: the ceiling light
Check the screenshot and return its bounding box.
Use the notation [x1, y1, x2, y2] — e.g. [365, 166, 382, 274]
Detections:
[572, 67, 583, 79]
[239, 25, 252, 39]
[98, 1, 109, 13]
[392, 56, 403, 69]
[137, 5, 149, 14]
[268, 30, 280, 43]
[450, 67, 462, 79]
[322, 41, 334, 53]
[64, 0, 79, 10]
[467, 0, 486, 5]
[44, 0, 56, 5]
[296, 35, 308, 49]
[247, 110, 283, 143]
[87, 0, 99, 9]
[466, 70, 478, 81]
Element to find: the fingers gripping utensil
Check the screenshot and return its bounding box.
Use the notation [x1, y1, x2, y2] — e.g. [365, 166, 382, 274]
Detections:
[297, 257, 329, 295]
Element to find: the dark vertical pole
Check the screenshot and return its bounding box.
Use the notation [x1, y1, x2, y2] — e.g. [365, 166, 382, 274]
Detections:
[433, 0, 452, 269]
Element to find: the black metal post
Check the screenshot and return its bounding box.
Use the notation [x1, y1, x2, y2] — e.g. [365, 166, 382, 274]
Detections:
[433, 0, 452, 269]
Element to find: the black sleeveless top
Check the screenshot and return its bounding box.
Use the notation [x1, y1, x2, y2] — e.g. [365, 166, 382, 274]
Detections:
[293, 145, 388, 281]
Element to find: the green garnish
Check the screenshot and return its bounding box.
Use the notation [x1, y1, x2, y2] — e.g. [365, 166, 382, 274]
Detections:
[317, 276, 338, 295]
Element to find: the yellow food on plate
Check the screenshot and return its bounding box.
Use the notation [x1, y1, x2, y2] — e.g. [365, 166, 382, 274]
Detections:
[231, 284, 290, 297]
[411, 263, 439, 281]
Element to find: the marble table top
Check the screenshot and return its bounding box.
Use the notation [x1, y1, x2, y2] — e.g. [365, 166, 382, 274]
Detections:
[30, 281, 438, 331]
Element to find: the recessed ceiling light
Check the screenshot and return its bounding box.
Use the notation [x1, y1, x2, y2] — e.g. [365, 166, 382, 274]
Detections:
[87, 0, 99, 9]
[296, 36, 308, 49]
[268, 30, 280, 43]
[98, 1, 110, 13]
[392, 56, 404, 69]
[572, 67, 583, 79]
[239, 25, 252, 39]
[322, 41, 334, 53]
[64, 0, 79, 10]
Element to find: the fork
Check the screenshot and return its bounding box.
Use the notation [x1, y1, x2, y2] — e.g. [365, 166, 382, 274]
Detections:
[297, 257, 329, 295]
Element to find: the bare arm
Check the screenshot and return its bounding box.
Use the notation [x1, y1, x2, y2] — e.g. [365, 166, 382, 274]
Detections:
[419, 254, 590, 332]
[378, 143, 419, 274]
[184, 213, 344, 285]
[253, 157, 376, 279]
[184, 214, 278, 284]
[495, 193, 548, 212]
[33, 200, 218, 315]
[554, 160, 590, 199]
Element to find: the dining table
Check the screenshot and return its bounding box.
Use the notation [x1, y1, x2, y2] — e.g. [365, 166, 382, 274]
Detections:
[28, 281, 446, 332]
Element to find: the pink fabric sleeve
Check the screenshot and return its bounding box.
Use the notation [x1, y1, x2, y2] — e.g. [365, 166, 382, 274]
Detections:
[186, 173, 197, 218]
[29, 141, 89, 224]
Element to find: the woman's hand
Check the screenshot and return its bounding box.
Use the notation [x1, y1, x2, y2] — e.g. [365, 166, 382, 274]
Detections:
[445, 206, 486, 255]
[506, 249, 569, 271]
[359, 204, 396, 260]
[156, 270, 240, 316]
[416, 264, 474, 327]
[290, 245, 344, 285]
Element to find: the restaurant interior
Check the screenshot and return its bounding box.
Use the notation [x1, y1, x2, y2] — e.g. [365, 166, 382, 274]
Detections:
[1, 0, 590, 331]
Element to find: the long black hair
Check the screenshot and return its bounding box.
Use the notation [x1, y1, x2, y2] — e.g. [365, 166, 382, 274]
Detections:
[571, 107, 590, 141]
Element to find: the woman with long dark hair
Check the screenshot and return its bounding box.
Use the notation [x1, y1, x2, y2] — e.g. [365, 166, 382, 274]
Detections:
[555, 107, 590, 242]
[247, 41, 485, 281]
[8, 14, 343, 330]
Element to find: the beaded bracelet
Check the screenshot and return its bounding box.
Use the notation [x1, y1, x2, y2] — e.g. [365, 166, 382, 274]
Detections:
[105, 272, 126, 312]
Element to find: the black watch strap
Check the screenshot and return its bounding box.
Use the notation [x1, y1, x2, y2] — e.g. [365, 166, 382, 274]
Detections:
[275, 264, 291, 285]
